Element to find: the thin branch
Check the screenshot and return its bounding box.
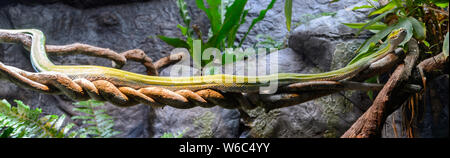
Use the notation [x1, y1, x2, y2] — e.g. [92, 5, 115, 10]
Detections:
[0, 32, 184, 76]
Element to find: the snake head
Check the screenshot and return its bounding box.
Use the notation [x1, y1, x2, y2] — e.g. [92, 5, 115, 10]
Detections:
[388, 28, 407, 46]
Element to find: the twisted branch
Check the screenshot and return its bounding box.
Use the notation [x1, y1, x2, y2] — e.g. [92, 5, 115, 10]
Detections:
[0, 32, 180, 76]
[0, 32, 420, 111]
[340, 39, 444, 138]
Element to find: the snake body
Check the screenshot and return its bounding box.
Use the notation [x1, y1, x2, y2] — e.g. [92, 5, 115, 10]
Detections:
[0, 28, 406, 93]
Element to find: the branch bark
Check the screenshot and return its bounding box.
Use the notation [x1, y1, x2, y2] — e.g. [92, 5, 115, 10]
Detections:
[0, 32, 184, 76]
[341, 39, 422, 138]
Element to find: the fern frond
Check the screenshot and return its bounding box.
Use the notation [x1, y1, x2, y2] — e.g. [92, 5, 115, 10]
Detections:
[71, 100, 120, 138]
[161, 129, 186, 138]
[0, 99, 78, 138]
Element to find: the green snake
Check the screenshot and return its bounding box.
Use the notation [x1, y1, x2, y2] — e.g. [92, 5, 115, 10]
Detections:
[0, 28, 406, 93]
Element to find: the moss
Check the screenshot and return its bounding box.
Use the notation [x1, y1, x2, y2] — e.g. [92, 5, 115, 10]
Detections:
[193, 111, 216, 138]
[323, 129, 338, 138]
[244, 107, 281, 138]
[317, 91, 356, 138]
[331, 41, 361, 70]
[314, 41, 363, 137]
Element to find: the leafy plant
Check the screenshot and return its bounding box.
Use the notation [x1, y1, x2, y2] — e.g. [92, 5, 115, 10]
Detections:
[0, 99, 120, 138]
[238, 0, 277, 47]
[71, 100, 121, 138]
[161, 129, 186, 138]
[285, 0, 292, 31]
[158, 0, 277, 67]
[344, 0, 448, 137]
[364, 76, 379, 101]
[0, 99, 77, 138]
[343, 0, 448, 65]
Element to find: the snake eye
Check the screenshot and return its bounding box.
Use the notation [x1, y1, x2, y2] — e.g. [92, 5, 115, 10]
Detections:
[392, 35, 398, 39]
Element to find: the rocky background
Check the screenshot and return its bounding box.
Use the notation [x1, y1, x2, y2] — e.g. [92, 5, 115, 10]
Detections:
[0, 0, 447, 138]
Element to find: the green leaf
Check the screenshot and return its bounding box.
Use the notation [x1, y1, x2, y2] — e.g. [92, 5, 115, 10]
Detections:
[207, 0, 248, 48]
[349, 41, 384, 66]
[161, 132, 174, 138]
[227, 9, 249, 47]
[434, 2, 449, 8]
[329, 0, 340, 3]
[70, 100, 121, 138]
[352, 5, 373, 11]
[73, 107, 93, 115]
[62, 123, 75, 135]
[444, 32, 449, 58]
[41, 115, 58, 128]
[407, 17, 426, 40]
[357, 8, 396, 35]
[195, 0, 209, 18]
[396, 18, 413, 46]
[0, 99, 12, 111]
[176, 0, 192, 28]
[74, 100, 90, 107]
[285, 0, 292, 31]
[355, 17, 411, 55]
[177, 24, 188, 36]
[15, 100, 30, 117]
[0, 99, 78, 138]
[422, 40, 430, 47]
[0, 127, 14, 138]
[196, 0, 223, 35]
[158, 36, 190, 49]
[394, 0, 408, 15]
[15, 126, 27, 138]
[368, 1, 396, 16]
[88, 100, 105, 107]
[342, 22, 387, 30]
[355, 26, 394, 55]
[53, 115, 66, 130]
[71, 115, 94, 120]
[367, 91, 374, 101]
[349, 18, 413, 66]
[238, 0, 276, 47]
[208, 0, 223, 35]
[365, 76, 379, 100]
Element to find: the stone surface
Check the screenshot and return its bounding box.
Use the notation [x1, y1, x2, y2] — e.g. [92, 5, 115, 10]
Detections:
[239, 0, 368, 49]
[288, 1, 374, 71]
[151, 106, 240, 138]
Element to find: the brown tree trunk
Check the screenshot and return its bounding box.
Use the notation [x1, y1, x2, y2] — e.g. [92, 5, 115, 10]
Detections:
[341, 39, 420, 138]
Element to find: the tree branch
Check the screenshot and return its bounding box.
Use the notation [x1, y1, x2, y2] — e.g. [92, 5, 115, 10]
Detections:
[341, 39, 422, 138]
